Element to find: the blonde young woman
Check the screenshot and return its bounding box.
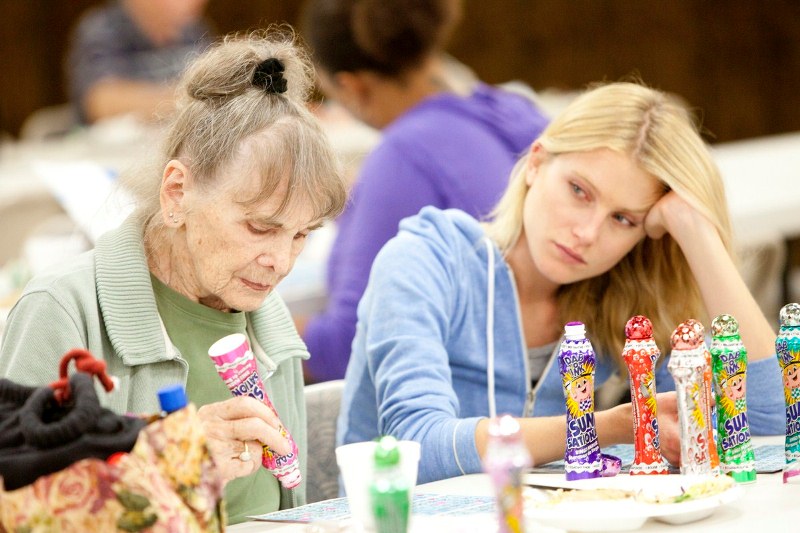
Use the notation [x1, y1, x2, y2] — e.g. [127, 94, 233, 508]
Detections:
[1, 30, 347, 522]
[337, 81, 784, 484]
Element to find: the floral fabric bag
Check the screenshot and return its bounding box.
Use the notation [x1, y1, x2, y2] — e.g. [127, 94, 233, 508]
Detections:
[0, 349, 225, 532]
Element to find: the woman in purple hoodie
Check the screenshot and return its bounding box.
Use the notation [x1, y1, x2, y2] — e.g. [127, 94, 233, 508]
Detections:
[298, 0, 549, 381]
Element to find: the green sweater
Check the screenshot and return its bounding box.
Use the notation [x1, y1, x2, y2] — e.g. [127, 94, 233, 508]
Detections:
[0, 214, 308, 512]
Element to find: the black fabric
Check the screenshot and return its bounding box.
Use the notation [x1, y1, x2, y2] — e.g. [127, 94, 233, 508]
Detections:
[0, 374, 147, 491]
[253, 58, 288, 93]
[0, 379, 37, 449]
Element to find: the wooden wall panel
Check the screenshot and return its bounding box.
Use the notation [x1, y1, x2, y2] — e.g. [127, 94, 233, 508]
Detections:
[1, 0, 798, 143]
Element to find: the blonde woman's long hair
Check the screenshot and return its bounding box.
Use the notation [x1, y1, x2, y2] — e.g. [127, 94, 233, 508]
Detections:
[485, 82, 732, 368]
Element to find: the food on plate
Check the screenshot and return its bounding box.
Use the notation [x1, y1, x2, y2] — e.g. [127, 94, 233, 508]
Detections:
[529, 475, 735, 507]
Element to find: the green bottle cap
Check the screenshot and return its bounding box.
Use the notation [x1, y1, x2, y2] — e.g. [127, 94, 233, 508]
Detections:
[711, 314, 739, 337]
[374, 436, 401, 469]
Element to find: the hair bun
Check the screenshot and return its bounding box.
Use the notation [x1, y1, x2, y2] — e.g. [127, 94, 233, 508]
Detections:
[253, 58, 288, 94]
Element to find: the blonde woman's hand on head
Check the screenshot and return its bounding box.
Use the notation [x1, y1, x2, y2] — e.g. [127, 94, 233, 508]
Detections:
[644, 190, 717, 244]
[197, 395, 291, 485]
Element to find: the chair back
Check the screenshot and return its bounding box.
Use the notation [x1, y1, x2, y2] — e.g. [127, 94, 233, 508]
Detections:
[304, 379, 345, 503]
[19, 104, 77, 141]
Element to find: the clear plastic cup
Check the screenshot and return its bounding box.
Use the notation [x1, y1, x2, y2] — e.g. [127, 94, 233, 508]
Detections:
[335, 440, 421, 531]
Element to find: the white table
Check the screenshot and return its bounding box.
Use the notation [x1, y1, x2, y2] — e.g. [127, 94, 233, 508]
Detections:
[230, 436, 792, 533]
[713, 131, 800, 307]
[713, 132, 800, 246]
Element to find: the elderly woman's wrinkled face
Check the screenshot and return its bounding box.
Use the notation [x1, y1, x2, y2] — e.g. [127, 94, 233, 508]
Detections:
[176, 148, 321, 313]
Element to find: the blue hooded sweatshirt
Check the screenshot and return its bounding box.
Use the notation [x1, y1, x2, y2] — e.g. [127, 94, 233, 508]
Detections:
[303, 84, 549, 381]
[337, 207, 785, 484]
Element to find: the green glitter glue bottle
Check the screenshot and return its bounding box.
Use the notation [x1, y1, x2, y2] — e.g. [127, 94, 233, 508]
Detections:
[710, 314, 756, 483]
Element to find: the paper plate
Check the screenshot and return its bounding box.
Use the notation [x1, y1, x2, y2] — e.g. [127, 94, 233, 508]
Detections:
[524, 474, 743, 532]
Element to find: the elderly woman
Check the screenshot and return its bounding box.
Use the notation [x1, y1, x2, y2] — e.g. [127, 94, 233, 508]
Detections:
[0, 29, 347, 523]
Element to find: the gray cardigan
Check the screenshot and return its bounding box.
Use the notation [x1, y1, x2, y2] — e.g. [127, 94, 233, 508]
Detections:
[0, 214, 308, 508]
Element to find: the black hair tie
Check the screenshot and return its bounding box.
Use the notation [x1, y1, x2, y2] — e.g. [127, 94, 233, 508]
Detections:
[253, 58, 288, 94]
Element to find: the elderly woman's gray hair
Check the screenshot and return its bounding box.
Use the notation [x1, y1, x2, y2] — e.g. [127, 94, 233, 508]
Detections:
[127, 27, 347, 227]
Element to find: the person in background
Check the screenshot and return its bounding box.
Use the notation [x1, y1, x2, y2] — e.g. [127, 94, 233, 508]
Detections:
[1, 29, 347, 523]
[297, 0, 549, 382]
[66, 0, 214, 124]
[338, 81, 785, 484]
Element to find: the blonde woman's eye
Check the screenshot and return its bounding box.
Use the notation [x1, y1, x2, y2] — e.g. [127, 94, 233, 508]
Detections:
[294, 232, 309, 241]
[613, 214, 635, 227]
[570, 182, 587, 198]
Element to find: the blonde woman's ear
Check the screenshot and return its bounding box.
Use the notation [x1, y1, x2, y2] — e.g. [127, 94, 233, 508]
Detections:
[525, 142, 546, 186]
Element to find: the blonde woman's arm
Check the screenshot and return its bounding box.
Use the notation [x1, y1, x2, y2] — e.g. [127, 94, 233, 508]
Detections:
[475, 394, 681, 466]
[645, 190, 776, 361]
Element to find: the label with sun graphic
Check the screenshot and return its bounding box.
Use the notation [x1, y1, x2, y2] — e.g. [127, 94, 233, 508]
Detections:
[558, 322, 602, 480]
[710, 328, 756, 483]
[776, 303, 800, 483]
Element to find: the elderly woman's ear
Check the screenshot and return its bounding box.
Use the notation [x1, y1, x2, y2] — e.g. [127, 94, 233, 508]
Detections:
[160, 159, 190, 226]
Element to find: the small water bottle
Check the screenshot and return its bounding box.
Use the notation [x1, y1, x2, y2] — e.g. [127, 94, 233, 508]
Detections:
[157, 384, 187, 415]
[483, 415, 531, 533]
[370, 436, 410, 533]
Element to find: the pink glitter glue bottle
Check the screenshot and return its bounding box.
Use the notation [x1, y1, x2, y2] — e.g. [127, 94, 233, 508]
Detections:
[208, 333, 301, 489]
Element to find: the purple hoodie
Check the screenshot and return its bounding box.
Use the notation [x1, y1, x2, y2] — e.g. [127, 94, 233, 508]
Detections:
[303, 83, 549, 381]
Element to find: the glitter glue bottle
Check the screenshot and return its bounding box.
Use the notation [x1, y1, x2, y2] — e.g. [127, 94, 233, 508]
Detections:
[559, 321, 602, 480]
[483, 415, 531, 533]
[776, 302, 800, 483]
[621, 315, 669, 475]
[208, 333, 302, 489]
[668, 320, 714, 475]
[697, 320, 722, 473]
[710, 314, 756, 483]
[370, 436, 411, 533]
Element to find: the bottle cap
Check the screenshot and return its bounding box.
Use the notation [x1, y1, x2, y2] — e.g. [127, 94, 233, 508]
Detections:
[158, 384, 187, 414]
[671, 319, 704, 350]
[374, 436, 401, 469]
[780, 303, 800, 327]
[711, 314, 739, 337]
[624, 315, 653, 340]
[487, 414, 521, 441]
[208, 333, 249, 357]
[564, 321, 586, 338]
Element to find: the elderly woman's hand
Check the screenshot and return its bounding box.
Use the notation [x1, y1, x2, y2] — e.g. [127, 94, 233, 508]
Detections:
[197, 395, 292, 485]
